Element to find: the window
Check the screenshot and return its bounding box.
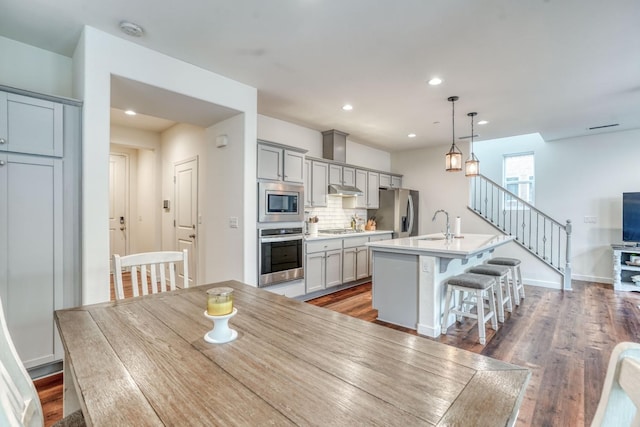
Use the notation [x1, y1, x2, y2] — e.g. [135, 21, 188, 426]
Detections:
[504, 153, 534, 208]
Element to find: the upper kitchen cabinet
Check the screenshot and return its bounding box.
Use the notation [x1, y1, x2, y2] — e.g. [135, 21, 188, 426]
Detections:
[380, 173, 402, 189]
[354, 169, 368, 209]
[343, 167, 355, 187]
[0, 91, 63, 157]
[329, 164, 356, 187]
[310, 161, 328, 207]
[304, 159, 312, 207]
[367, 171, 380, 209]
[257, 141, 305, 183]
[328, 164, 342, 185]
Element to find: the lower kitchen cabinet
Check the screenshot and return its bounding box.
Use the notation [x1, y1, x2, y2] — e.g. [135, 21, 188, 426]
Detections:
[324, 250, 343, 288]
[343, 236, 369, 283]
[305, 239, 343, 293]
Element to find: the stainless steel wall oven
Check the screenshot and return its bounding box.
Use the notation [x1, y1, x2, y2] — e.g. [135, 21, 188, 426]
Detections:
[258, 227, 304, 287]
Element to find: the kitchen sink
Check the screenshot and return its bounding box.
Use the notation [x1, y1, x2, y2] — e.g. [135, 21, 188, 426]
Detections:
[419, 236, 446, 241]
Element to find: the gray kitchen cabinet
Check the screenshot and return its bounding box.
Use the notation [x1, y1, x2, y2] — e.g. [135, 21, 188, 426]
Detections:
[329, 164, 342, 185]
[0, 154, 63, 369]
[0, 88, 81, 373]
[379, 173, 402, 189]
[310, 161, 328, 207]
[284, 150, 305, 183]
[257, 142, 305, 183]
[304, 159, 312, 207]
[342, 167, 355, 187]
[368, 233, 393, 276]
[305, 252, 325, 293]
[325, 250, 343, 288]
[257, 144, 281, 180]
[379, 174, 391, 188]
[367, 171, 380, 209]
[355, 169, 368, 209]
[0, 91, 63, 157]
[305, 239, 343, 292]
[342, 236, 369, 283]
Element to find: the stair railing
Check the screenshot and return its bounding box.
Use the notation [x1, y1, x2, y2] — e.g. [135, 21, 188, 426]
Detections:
[469, 174, 572, 290]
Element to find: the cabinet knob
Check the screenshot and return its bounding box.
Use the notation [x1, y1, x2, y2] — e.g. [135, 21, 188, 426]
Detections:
[0, 160, 5, 166]
[0, 138, 5, 144]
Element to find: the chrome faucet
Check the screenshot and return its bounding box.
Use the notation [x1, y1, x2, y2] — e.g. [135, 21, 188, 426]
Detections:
[432, 209, 453, 241]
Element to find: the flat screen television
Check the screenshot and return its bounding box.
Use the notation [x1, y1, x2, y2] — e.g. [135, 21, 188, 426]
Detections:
[623, 192, 640, 242]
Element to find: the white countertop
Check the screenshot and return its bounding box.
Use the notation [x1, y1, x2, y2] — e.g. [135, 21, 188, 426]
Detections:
[305, 230, 393, 241]
[367, 233, 515, 258]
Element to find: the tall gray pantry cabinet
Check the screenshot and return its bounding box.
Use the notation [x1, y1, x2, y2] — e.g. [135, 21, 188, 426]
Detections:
[0, 87, 81, 373]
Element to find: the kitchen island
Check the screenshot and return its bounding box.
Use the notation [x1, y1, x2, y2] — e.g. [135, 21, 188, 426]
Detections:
[367, 233, 515, 337]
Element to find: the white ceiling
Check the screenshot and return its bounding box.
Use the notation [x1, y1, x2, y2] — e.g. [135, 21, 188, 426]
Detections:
[2, 0, 639, 151]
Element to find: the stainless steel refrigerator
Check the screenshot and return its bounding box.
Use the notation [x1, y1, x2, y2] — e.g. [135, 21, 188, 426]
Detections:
[369, 188, 419, 238]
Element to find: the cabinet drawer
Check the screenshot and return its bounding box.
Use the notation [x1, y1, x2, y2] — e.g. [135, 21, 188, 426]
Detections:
[343, 236, 369, 248]
[306, 239, 342, 253]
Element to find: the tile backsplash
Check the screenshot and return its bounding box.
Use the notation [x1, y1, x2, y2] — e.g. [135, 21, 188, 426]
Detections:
[306, 196, 367, 230]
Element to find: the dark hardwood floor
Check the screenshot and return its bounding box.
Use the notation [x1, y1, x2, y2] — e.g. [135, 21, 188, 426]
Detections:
[36, 279, 640, 426]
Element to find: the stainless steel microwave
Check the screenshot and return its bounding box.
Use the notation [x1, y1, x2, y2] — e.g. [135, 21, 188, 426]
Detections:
[258, 182, 304, 223]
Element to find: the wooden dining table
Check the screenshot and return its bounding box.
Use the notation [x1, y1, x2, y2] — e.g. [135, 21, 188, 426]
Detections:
[55, 280, 530, 426]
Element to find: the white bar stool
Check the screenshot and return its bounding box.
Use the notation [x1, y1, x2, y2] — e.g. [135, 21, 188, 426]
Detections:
[487, 257, 524, 305]
[441, 273, 498, 345]
[468, 264, 513, 322]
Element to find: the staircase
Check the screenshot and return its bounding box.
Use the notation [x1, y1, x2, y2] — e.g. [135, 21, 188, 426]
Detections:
[468, 174, 572, 290]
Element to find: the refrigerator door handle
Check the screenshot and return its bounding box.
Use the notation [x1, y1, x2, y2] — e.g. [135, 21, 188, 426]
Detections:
[407, 194, 415, 236]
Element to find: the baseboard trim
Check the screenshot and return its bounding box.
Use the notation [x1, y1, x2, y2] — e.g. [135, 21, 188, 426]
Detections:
[571, 274, 613, 285]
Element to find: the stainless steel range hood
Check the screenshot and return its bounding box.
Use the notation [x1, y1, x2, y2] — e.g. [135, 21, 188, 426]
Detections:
[328, 184, 364, 197]
[323, 129, 365, 197]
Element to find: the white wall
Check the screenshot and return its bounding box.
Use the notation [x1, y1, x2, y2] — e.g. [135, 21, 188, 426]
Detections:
[392, 143, 562, 288]
[73, 26, 257, 304]
[258, 114, 391, 170]
[205, 114, 246, 283]
[0, 36, 72, 97]
[474, 128, 640, 284]
[258, 115, 322, 156]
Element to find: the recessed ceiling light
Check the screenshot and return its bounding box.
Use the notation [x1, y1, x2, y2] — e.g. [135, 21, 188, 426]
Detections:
[408, 133, 416, 138]
[477, 120, 489, 125]
[119, 21, 144, 37]
[125, 110, 137, 116]
[428, 78, 442, 86]
[342, 104, 353, 111]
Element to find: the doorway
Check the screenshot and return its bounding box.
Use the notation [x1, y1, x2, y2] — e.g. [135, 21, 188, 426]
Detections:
[174, 157, 198, 286]
[109, 153, 129, 259]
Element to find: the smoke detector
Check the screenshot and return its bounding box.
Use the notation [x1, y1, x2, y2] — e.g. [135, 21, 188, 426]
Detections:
[119, 21, 144, 37]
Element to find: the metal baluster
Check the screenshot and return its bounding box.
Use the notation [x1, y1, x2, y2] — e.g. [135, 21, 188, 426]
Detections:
[550, 223, 554, 267]
[542, 219, 547, 261]
[536, 212, 540, 255]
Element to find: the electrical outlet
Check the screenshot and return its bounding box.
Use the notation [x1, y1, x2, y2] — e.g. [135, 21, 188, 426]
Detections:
[583, 216, 597, 224]
[229, 217, 239, 228]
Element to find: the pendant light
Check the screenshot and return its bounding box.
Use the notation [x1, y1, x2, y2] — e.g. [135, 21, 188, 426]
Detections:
[445, 96, 462, 172]
[465, 112, 480, 176]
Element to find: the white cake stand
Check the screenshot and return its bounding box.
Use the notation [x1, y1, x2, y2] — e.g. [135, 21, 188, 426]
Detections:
[203, 308, 238, 344]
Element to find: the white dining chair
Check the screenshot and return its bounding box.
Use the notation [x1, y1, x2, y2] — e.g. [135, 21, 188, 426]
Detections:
[0, 297, 84, 427]
[591, 342, 640, 427]
[112, 250, 189, 300]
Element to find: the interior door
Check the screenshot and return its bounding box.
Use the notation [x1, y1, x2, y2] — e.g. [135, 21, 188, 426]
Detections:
[109, 153, 128, 259]
[174, 157, 198, 286]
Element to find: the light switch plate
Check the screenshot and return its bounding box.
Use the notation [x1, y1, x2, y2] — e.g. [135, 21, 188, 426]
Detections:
[229, 217, 239, 228]
[584, 216, 597, 224]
